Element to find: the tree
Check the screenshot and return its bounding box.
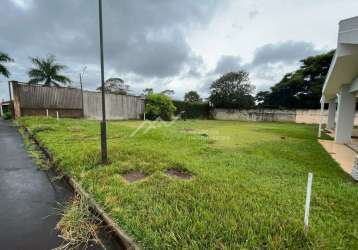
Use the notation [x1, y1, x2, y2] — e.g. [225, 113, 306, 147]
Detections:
[259, 50, 335, 109]
[255, 91, 271, 108]
[209, 71, 255, 109]
[142, 88, 154, 96]
[145, 93, 176, 121]
[184, 90, 201, 103]
[28, 55, 71, 87]
[0, 52, 14, 78]
[97, 77, 130, 95]
[160, 89, 175, 96]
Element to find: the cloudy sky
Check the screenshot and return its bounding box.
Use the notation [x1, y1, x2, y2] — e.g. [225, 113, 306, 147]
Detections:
[1, 0, 358, 101]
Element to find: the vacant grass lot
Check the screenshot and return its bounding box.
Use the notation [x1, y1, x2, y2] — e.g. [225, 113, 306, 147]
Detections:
[18, 117, 358, 249]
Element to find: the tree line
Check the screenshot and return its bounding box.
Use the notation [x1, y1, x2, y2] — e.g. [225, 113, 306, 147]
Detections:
[256, 50, 335, 109]
[209, 50, 334, 110]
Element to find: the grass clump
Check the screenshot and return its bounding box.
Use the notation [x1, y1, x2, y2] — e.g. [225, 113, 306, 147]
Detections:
[55, 196, 100, 250]
[31, 124, 55, 135]
[19, 128, 50, 171]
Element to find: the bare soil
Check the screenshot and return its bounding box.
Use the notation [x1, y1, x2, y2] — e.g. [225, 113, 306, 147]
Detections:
[121, 171, 146, 183]
[166, 168, 192, 180]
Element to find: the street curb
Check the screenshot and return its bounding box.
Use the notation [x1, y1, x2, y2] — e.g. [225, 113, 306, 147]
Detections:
[21, 125, 141, 250]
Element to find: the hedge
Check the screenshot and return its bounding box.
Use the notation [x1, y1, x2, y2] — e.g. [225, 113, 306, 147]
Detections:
[173, 100, 210, 119]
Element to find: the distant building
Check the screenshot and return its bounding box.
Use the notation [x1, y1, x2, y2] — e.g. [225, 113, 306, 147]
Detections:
[0, 101, 11, 117]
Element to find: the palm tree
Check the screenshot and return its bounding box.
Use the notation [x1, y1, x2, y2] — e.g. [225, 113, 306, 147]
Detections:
[28, 55, 71, 87]
[0, 52, 14, 78]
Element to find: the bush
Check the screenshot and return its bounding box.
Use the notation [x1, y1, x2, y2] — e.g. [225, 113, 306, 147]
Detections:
[3, 111, 12, 120]
[145, 94, 176, 121]
[173, 101, 210, 119]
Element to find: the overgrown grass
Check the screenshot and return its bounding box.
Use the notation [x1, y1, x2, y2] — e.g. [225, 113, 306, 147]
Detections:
[18, 117, 358, 249]
[55, 196, 100, 250]
[19, 127, 50, 171]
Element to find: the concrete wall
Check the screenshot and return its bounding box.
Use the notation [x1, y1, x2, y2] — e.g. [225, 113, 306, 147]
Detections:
[83, 91, 144, 120]
[295, 109, 328, 124]
[212, 109, 296, 122]
[212, 108, 358, 125]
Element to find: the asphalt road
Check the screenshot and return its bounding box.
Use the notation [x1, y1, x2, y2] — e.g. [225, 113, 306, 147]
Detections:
[0, 119, 71, 250]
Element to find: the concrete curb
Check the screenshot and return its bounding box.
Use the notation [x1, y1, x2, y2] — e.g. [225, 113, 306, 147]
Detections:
[21, 126, 141, 250]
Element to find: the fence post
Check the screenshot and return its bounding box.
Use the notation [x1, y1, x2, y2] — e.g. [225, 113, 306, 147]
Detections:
[46, 109, 49, 117]
[304, 173, 313, 234]
[56, 111, 59, 121]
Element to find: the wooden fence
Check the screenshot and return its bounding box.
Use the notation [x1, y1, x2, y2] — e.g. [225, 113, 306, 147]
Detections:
[12, 82, 144, 120]
[13, 83, 83, 117]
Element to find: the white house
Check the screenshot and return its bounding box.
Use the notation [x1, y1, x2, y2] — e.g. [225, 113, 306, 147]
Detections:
[320, 16, 358, 144]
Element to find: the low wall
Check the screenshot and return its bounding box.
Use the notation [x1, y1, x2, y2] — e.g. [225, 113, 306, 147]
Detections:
[21, 108, 83, 118]
[296, 109, 327, 124]
[296, 109, 358, 125]
[212, 108, 358, 125]
[212, 109, 296, 122]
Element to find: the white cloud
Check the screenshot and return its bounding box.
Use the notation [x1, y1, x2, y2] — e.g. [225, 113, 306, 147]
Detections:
[10, 0, 33, 10]
[1, 0, 358, 101]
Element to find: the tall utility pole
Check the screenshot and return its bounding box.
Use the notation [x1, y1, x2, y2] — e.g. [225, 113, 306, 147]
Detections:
[79, 66, 87, 118]
[8, 81, 14, 119]
[8, 81, 12, 101]
[98, 0, 108, 163]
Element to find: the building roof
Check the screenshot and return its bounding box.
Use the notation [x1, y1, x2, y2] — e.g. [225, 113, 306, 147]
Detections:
[323, 16, 358, 100]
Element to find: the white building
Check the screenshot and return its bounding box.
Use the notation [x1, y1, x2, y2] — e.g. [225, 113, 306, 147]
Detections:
[321, 16, 358, 144]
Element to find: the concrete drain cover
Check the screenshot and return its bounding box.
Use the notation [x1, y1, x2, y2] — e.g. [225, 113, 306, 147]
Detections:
[122, 171, 146, 183]
[165, 169, 192, 180]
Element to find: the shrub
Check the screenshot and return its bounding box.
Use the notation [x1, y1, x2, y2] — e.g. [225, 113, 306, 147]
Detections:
[173, 101, 210, 119]
[3, 111, 12, 120]
[145, 94, 176, 121]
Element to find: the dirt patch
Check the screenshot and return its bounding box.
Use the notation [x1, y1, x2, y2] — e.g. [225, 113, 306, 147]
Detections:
[182, 128, 194, 132]
[121, 171, 146, 183]
[166, 168, 192, 180]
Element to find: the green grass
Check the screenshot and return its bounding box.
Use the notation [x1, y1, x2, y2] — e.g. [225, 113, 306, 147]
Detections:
[18, 117, 358, 249]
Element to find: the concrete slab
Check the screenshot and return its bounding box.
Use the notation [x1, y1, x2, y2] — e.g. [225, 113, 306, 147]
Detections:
[319, 139, 356, 174]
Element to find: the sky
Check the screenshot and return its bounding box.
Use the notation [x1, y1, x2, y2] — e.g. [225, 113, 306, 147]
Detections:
[1, 0, 358, 101]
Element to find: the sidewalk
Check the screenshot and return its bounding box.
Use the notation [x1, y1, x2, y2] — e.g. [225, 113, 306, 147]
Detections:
[0, 119, 71, 250]
[319, 139, 356, 174]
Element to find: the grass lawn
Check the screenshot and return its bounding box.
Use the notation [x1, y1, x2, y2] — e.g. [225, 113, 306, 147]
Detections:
[18, 117, 358, 249]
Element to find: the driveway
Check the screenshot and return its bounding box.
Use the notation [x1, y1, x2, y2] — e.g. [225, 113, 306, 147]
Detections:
[0, 119, 71, 250]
